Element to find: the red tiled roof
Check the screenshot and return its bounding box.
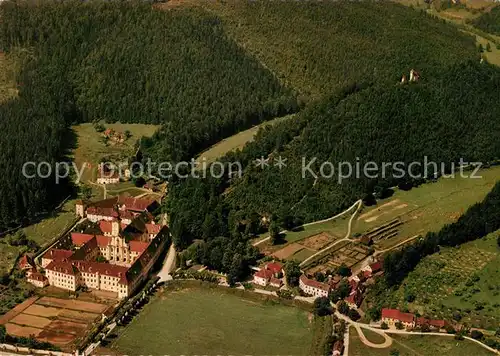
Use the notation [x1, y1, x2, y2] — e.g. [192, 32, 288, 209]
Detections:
[416, 317, 446, 328]
[270, 277, 282, 286]
[369, 261, 383, 273]
[71, 233, 94, 246]
[99, 221, 128, 234]
[265, 262, 283, 274]
[46, 260, 77, 275]
[118, 196, 156, 212]
[129, 240, 149, 253]
[18, 255, 34, 269]
[73, 261, 128, 280]
[382, 308, 415, 323]
[96, 235, 111, 247]
[87, 206, 119, 218]
[43, 249, 73, 261]
[255, 269, 273, 279]
[28, 271, 47, 282]
[300, 275, 330, 292]
[145, 223, 161, 235]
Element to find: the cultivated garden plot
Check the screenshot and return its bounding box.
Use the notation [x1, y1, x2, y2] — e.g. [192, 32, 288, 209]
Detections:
[1, 294, 114, 351]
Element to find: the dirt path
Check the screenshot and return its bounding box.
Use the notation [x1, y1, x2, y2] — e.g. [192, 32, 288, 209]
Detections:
[299, 200, 362, 267]
[353, 323, 393, 349]
[253, 199, 362, 247]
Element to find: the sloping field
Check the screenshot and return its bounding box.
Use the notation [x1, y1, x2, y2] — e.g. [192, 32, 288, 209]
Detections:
[352, 166, 500, 250]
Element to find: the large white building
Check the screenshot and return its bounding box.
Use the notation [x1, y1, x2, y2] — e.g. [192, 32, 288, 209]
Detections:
[299, 275, 330, 298]
[33, 197, 168, 299]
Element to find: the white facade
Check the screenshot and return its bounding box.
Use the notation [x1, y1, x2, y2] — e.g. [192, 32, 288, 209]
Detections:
[299, 276, 329, 298]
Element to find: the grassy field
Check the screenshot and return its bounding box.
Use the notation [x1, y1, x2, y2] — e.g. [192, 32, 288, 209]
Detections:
[197, 114, 294, 164]
[22, 199, 78, 246]
[388, 231, 500, 329]
[0, 243, 22, 275]
[352, 166, 500, 250]
[349, 327, 494, 356]
[71, 123, 159, 184]
[363, 328, 388, 344]
[107, 287, 314, 355]
[0, 198, 78, 274]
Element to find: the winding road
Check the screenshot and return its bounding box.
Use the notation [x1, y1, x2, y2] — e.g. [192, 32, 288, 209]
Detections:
[334, 309, 500, 355]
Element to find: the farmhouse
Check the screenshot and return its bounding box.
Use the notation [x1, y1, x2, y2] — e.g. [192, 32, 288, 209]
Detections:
[362, 260, 383, 278]
[96, 163, 120, 184]
[253, 262, 283, 287]
[26, 269, 49, 288]
[416, 317, 447, 330]
[299, 275, 330, 298]
[381, 308, 415, 329]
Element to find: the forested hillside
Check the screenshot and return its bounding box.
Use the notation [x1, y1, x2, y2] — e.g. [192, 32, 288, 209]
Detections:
[166, 62, 500, 259]
[471, 5, 500, 35]
[205, 0, 478, 101]
[0, 0, 294, 231]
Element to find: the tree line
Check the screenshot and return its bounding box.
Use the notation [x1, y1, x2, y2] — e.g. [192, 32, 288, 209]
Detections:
[0, 0, 296, 231]
[471, 6, 500, 36]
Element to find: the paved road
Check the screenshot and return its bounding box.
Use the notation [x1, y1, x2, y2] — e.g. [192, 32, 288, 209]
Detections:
[335, 309, 499, 355]
[335, 311, 393, 349]
[158, 243, 176, 282]
[384, 330, 500, 355]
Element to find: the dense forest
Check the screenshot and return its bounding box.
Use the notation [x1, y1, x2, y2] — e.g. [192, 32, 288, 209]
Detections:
[205, 0, 478, 101]
[166, 61, 500, 261]
[471, 5, 500, 35]
[0, 0, 295, 231]
[1, 0, 498, 283]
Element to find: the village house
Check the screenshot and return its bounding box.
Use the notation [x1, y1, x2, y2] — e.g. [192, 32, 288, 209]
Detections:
[96, 163, 120, 185]
[345, 288, 364, 309]
[18, 254, 34, 270]
[253, 262, 283, 287]
[26, 269, 48, 288]
[416, 317, 447, 331]
[299, 275, 330, 298]
[381, 308, 416, 329]
[362, 261, 383, 278]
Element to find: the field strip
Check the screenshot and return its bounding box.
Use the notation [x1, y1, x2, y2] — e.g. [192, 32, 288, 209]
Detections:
[0, 296, 38, 324]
